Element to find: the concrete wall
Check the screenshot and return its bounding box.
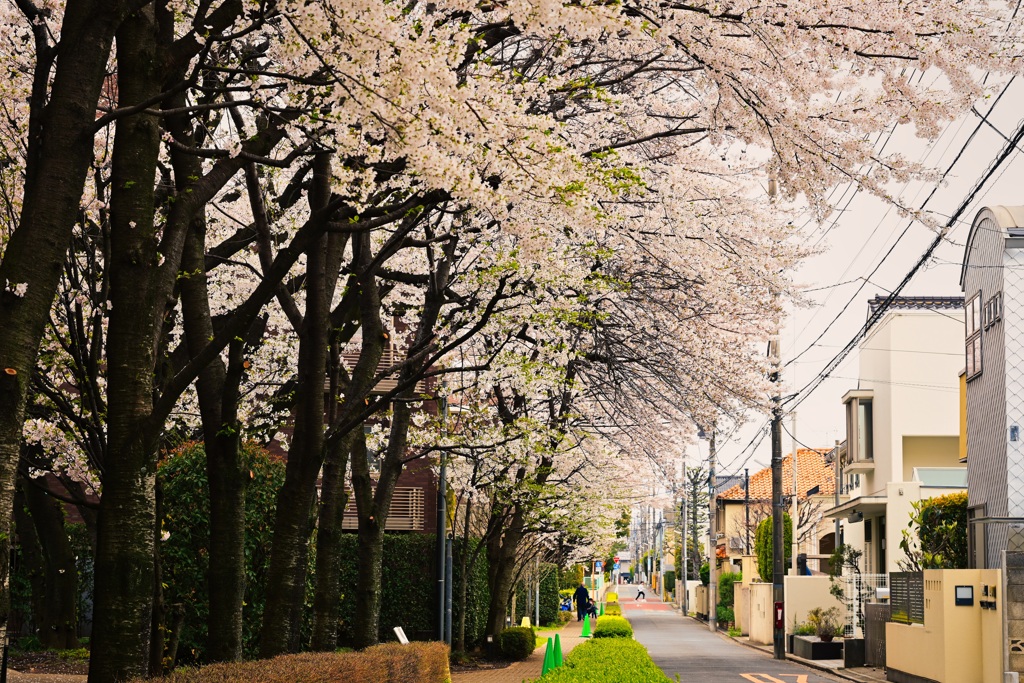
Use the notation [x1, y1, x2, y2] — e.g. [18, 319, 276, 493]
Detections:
[695, 585, 709, 619]
[886, 568, 1003, 683]
[748, 582, 774, 645]
[783, 575, 845, 634]
[902, 435, 961, 482]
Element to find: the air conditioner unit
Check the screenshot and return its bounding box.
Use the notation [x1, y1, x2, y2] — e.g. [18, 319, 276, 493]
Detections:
[728, 536, 746, 550]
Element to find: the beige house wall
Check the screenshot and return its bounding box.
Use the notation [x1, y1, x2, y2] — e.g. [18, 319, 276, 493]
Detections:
[783, 576, 845, 634]
[902, 435, 961, 482]
[886, 568, 1003, 683]
[748, 582, 774, 645]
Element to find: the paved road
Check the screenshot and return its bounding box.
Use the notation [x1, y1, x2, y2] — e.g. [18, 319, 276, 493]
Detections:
[618, 585, 841, 683]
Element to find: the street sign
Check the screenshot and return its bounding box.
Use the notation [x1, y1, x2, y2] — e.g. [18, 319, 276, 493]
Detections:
[614, 556, 620, 563]
[595, 560, 603, 571]
[613, 562, 620, 570]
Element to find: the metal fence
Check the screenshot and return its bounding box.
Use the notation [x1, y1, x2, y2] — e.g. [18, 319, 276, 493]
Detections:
[864, 603, 890, 667]
[841, 572, 888, 637]
[889, 572, 924, 625]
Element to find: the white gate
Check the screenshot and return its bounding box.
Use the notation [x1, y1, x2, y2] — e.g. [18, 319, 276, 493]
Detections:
[841, 572, 887, 637]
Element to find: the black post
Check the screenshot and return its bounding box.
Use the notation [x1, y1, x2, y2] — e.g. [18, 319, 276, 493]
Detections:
[771, 344, 785, 660]
[445, 533, 453, 645]
[436, 459, 447, 642]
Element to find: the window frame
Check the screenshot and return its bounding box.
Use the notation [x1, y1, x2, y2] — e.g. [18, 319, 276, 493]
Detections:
[966, 291, 983, 381]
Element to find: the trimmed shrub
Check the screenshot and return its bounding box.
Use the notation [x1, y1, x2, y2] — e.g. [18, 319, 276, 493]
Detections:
[540, 564, 561, 626]
[605, 592, 618, 604]
[663, 571, 675, 594]
[500, 626, 536, 660]
[132, 642, 450, 683]
[604, 603, 622, 616]
[535, 638, 669, 682]
[717, 572, 741, 610]
[755, 513, 792, 582]
[592, 615, 633, 639]
[716, 605, 734, 625]
[901, 491, 969, 569]
[160, 442, 286, 662]
[699, 562, 710, 586]
[335, 534, 490, 647]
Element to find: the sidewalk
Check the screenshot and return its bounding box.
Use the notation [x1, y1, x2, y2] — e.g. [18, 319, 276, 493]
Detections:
[451, 619, 588, 683]
[729, 635, 887, 683]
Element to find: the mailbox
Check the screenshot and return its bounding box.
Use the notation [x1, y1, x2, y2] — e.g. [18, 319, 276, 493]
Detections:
[774, 602, 784, 630]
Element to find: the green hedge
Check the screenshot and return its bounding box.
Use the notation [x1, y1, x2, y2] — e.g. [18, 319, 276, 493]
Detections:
[663, 571, 675, 594]
[335, 534, 490, 647]
[132, 642, 450, 683]
[604, 603, 622, 617]
[160, 442, 286, 662]
[755, 513, 792, 583]
[500, 626, 536, 660]
[717, 572, 741, 609]
[535, 638, 669, 682]
[592, 616, 632, 639]
[540, 564, 560, 626]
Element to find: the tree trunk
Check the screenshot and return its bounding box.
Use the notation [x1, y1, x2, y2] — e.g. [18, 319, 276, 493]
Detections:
[455, 495, 475, 653]
[178, 178, 246, 662]
[23, 479, 81, 649]
[309, 430, 356, 650]
[258, 154, 339, 656]
[0, 0, 123, 651]
[484, 506, 525, 642]
[88, 7, 164, 682]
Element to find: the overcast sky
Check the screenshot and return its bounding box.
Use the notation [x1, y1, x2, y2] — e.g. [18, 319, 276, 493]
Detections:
[703, 75, 1024, 480]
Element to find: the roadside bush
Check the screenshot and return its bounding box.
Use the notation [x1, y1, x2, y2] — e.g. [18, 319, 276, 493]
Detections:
[717, 572, 741, 611]
[558, 610, 573, 624]
[716, 605, 734, 625]
[160, 441, 286, 662]
[540, 564, 561, 625]
[663, 571, 675, 594]
[604, 603, 622, 616]
[755, 513, 792, 582]
[699, 562, 709, 586]
[132, 642, 450, 683]
[535, 638, 669, 682]
[899, 491, 969, 570]
[500, 626, 536, 660]
[592, 615, 633, 639]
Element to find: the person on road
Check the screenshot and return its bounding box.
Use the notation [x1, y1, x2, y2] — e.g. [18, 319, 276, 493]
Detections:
[573, 582, 590, 621]
[636, 584, 646, 601]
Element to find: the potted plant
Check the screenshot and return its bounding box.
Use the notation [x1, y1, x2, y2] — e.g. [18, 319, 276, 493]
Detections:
[807, 607, 844, 642]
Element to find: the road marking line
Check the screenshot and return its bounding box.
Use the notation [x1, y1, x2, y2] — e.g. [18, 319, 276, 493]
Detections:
[739, 675, 808, 683]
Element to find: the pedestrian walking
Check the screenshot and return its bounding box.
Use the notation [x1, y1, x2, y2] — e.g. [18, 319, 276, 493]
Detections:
[573, 582, 590, 621]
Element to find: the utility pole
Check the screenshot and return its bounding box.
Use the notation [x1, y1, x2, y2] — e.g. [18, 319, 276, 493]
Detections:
[791, 412, 799, 574]
[834, 439, 841, 554]
[708, 427, 718, 633]
[770, 339, 785, 659]
[744, 468, 750, 553]
[681, 493, 689, 615]
[436, 457, 447, 642]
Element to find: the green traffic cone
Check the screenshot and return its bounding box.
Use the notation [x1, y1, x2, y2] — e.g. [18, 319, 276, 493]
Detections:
[541, 637, 554, 675]
[554, 633, 564, 667]
[599, 602, 604, 616]
[581, 613, 591, 637]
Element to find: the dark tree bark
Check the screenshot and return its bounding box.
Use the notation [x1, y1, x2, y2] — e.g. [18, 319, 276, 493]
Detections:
[14, 476, 80, 649]
[258, 154, 342, 656]
[0, 0, 126, 647]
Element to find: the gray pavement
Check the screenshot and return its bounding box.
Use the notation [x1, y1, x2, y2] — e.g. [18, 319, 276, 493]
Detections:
[618, 585, 843, 683]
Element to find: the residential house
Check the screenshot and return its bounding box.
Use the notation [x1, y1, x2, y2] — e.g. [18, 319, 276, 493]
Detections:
[824, 296, 966, 574]
[716, 448, 837, 575]
[960, 205, 1024, 570]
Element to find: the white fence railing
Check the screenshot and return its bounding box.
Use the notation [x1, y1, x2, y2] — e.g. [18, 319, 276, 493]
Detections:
[841, 572, 888, 637]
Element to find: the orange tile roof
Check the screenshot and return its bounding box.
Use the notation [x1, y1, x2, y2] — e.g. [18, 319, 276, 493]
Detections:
[718, 448, 835, 501]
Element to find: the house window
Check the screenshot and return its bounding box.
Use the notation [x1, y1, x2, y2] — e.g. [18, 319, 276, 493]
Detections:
[983, 292, 1003, 330]
[966, 292, 982, 380]
[846, 395, 874, 462]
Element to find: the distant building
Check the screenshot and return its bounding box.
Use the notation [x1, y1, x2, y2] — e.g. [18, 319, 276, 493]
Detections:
[716, 449, 836, 574]
[824, 296, 966, 574]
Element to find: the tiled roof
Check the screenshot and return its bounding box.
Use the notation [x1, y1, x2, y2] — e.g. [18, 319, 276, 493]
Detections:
[867, 295, 964, 317]
[718, 448, 835, 501]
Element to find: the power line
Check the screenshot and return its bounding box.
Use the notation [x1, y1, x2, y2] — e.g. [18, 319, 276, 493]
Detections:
[786, 109, 1024, 411]
[784, 77, 1017, 370]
